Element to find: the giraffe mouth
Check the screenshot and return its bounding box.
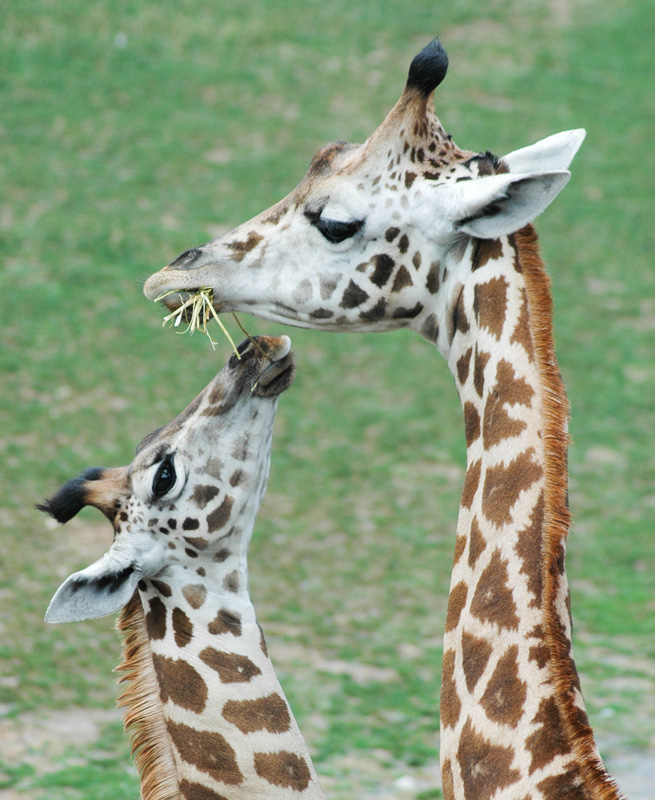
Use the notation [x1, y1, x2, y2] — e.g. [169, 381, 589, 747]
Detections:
[251, 352, 295, 398]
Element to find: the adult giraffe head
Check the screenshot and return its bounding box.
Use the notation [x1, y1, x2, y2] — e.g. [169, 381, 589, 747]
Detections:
[144, 39, 584, 350]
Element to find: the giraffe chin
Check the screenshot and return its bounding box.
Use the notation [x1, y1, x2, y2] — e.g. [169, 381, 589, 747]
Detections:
[251, 353, 295, 398]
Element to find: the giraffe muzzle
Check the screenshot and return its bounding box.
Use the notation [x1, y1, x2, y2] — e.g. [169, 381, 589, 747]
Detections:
[249, 335, 295, 398]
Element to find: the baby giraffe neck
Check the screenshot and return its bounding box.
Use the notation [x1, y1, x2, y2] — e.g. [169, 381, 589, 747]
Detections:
[117, 566, 324, 800]
[440, 228, 621, 800]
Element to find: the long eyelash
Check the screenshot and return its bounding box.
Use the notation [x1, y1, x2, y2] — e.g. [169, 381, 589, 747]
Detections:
[304, 208, 363, 243]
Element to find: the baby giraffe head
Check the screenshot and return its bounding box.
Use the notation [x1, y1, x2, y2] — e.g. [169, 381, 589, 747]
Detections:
[39, 335, 294, 624]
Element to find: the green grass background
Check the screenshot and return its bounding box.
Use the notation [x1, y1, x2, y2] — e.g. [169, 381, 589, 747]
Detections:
[1, 0, 654, 797]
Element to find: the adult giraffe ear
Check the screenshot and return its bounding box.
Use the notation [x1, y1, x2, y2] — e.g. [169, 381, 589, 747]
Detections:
[502, 128, 586, 174]
[438, 170, 571, 240]
[45, 536, 166, 623]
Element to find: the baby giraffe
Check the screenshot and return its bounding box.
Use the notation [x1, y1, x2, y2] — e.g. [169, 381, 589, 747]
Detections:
[39, 335, 325, 800]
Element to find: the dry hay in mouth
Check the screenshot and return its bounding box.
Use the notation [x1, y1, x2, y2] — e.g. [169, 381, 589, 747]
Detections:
[155, 287, 241, 356]
[154, 288, 271, 371]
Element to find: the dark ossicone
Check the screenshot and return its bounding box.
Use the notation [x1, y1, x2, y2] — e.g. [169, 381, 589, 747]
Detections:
[406, 38, 448, 97]
[36, 466, 106, 524]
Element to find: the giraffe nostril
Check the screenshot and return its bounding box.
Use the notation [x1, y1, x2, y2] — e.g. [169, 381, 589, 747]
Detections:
[168, 248, 203, 269]
[229, 338, 256, 368]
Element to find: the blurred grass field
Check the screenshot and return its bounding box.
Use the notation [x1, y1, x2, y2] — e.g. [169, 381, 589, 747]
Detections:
[1, 0, 654, 797]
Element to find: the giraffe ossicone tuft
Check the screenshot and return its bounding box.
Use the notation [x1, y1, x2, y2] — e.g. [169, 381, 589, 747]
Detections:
[36, 466, 106, 524]
[405, 38, 449, 97]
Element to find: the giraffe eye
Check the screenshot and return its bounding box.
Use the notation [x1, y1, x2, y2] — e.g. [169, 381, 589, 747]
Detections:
[305, 209, 363, 244]
[152, 455, 176, 499]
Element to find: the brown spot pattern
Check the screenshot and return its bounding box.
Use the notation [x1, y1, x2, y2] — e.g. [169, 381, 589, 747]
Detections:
[207, 496, 234, 533]
[426, 260, 441, 294]
[474, 276, 508, 339]
[515, 492, 545, 607]
[442, 758, 455, 800]
[184, 536, 209, 551]
[461, 632, 493, 694]
[473, 349, 490, 398]
[253, 751, 311, 791]
[536, 766, 588, 798]
[482, 390, 526, 449]
[470, 550, 519, 631]
[179, 780, 228, 800]
[529, 642, 550, 669]
[445, 582, 468, 633]
[405, 171, 417, 189]
[457, 348, 472, 386]
[370, 254, 395, 287]
[340, 280, 369, 309]
[226, 231, 263, 262]
[467, 516, 486, 569]
[213, 547, 230, 563]
[464, 402, 480, 446]
[440, 650, 461, 728]
[199, 648, 262, 683]
[511, 288, 535, 361]
[172, 607, 193, 647]
[183, 584, 207, 609]
[145, 596, 167, 640]
[360, 297, 387, 322]
[480, 645, 527, 726]
[167, 720, 243, 785]
[151, 579, 172, 598]
[453, 534, 466, 565]
[461, 460, 481, 509]
[454, 291, 470, 334]
[472, 237, 503, 270]
[222, 692, 291, 734]
[495, 359, 535, 407]
[457, 719, 521, 800]
[222, 570, 240, 593]
[208, 608, 242, 637]
[421, 313, 439, 341]
[320, 276, 338, 300]
[191, 484, 220, 509]
[526, 697, 573, 774]
[152, 655, 207, 713]
[482, 447, 543, 526]
[231, 435, 249, 461]
[229, 469, 244, 487]
[391, 265, 413, 292]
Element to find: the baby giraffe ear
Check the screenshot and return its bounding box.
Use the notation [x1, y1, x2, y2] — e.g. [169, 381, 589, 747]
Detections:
[45, 549, 140, 623]
[439, 170, 571, 240]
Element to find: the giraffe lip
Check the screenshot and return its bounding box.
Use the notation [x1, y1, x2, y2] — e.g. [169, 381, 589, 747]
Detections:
[157, 289, 200, 313]
[251, 353, 295, 397]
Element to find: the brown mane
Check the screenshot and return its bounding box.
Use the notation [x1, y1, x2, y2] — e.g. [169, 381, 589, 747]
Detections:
[515, 226, 623, 800]
[116, 591, 180, 800]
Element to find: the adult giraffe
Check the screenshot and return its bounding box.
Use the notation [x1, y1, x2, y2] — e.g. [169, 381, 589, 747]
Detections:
[145, 39, 623, 800]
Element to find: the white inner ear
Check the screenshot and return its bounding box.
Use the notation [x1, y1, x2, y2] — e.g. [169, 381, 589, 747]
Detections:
[502, 129, 586, 174]
[45, 533, 167, 623]
[435, 170, 571, 240]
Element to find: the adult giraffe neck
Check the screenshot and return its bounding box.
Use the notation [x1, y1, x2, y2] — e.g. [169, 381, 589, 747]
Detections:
[117, 576, 325, 800]
[439, 227, 622, 800]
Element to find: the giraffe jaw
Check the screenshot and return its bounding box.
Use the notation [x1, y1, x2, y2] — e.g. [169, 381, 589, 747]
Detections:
[250, 336, 295, 398]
